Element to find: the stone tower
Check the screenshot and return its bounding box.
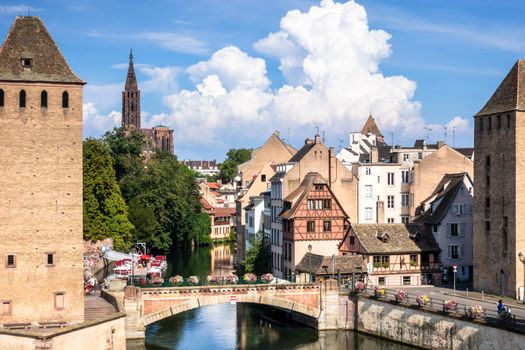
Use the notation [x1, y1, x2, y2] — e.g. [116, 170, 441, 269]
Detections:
[473, 60, 525, 297]
[0, 17, 85, 324]
[122, 48, 141, 130]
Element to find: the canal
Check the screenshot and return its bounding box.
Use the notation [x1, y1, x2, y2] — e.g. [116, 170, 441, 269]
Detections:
[139, 243, 417, 350]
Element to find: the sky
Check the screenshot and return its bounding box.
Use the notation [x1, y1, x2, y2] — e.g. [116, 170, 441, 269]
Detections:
[0, 0, 524, 161]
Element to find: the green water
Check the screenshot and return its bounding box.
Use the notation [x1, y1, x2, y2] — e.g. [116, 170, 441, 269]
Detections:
[140, 244, 416, 350]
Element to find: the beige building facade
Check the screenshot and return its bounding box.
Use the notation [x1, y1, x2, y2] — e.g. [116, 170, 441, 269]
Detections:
[0, 17, 85, 325]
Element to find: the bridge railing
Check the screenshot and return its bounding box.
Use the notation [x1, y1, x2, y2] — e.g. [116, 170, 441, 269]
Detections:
[127, 275, 296, 289]
[359, 286, 525, 333]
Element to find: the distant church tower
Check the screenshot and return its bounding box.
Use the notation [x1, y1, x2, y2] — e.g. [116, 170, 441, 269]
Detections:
[122, 49, 141, 130]
[121, 49, 174, 155]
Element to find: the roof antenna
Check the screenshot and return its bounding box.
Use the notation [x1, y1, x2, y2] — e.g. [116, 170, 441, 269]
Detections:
[287, 128, 290, 143]
[452, 126, 456, 148]
[390, 131, 394, 149]
[338, 139, 343, 152]
[316, 126, 320, 135]
[443, 126, 448, 144]
[424, 126, 432, 142]
[322, 130, 325, 143]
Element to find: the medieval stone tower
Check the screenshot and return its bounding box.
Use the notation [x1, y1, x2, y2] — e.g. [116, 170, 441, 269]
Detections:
[0, 17, 85, 324]
[473, 60, 525, 297]
[122, 48, 141, 130]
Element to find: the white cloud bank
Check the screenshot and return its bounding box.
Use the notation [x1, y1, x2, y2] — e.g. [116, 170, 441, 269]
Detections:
[83, 0, 471, 153]
[159, 0, 469, 148]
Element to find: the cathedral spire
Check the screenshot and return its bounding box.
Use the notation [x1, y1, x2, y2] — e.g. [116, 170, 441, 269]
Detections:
[125, 48, 138, 91]
[122, 48, 140, 130]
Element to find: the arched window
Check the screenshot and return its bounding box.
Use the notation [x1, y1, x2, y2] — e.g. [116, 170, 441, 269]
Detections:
[62, 91, 69, 108]
[162, 137, 168, 151]
[40, 90, 48, 108]
[131, 103, 134, 112]
[0, 89, 4, 107]
[19, 90, 26, 108]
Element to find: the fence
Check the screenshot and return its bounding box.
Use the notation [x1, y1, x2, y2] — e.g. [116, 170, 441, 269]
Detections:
[359, 286, 525, 333]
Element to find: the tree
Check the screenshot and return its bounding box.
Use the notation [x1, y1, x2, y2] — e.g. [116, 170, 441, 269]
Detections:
[219, 148, 252, 183]
[244, 233, 271, 275]
[83, 139, 134, 250]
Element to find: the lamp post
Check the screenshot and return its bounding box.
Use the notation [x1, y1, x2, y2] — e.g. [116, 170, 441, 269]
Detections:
[308, 244, 312, 283]
[519, 252, 525, 303]
[130, 247, 137, 286]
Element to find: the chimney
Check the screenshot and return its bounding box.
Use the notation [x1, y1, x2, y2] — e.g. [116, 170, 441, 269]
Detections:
[376, 200, 385, 224]
[274, 130, 280, 138]
[371, 147, 379, 163]
[437, 141, 445, 149]
[314, 134, 321, 144]
[305, 138, 314, 145]
[328, 147, 335, 187]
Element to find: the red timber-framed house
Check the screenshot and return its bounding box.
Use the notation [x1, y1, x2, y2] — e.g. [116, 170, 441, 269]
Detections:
[339, 224, 441, 286]
[280, 172, 350, 278]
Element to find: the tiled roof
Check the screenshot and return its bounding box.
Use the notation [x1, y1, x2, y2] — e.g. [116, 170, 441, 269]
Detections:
[210, 207, 236, 217]
[475, 60, 525, 117]
[288, 141, 316, 163]
[0, 17, 84, 84]
[361, 115, 383, 137]
[181, 160, 218, 169]
[200, 198, 213, 211]
[296, 253, 367, 275]
[412, 173, 470, 225]
[453, 148, 474, 159]
[348, 224, 439, 254]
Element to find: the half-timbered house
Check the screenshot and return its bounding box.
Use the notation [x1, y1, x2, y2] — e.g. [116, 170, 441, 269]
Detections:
[280, 172, 350, 278]
[339, 224, 441, 286]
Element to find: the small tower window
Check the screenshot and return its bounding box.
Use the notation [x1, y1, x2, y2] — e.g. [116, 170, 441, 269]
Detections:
[19, 90, 26, 108]
[40, 90, 48, 108]
[21, 58, 32, 67]
[62, 91, 69, 108]
[0, 89, 4, 107]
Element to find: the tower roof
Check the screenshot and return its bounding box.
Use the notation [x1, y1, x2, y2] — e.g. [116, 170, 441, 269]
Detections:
[0, 16, 84, 84]
[125, 48, 138, 90]
[475, 60, 525, 117]
[361, 115, 383, 136]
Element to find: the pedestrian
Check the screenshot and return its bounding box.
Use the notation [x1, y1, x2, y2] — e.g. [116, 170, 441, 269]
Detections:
[497, 299, 505, 314]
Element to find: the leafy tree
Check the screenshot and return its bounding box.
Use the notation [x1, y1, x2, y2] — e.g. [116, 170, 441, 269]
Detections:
[83, 139, 134, 250]
[103, 127, 145, 182]
[219, 148, 252, 183]
[244, 233, 271, 275]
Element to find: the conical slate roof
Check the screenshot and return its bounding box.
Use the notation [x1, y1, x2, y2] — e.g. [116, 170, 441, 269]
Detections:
[475, 60, 525, 117]
[0, 16, 84, 84]
[361, 115, 383, 136]
[125, 48, 138, 90]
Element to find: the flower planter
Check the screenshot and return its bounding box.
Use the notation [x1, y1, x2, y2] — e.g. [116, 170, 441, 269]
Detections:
[243, 273, 257, 284]
[169, 275, 184, 285]
[416, 295, 429, 307]
[261, 273, 274, 283]
[189, 276, 200, 285]
[394, 290, 408, 303]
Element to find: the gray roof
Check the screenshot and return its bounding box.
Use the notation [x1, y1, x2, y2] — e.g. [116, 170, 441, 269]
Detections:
[288, 141, 316, 163]
[0, 16, 84, 84]
[296, 253, 367, 275]
[475, 60, 525, 117]
[412, 173, 471, 225]
[347, 224, 440, 254]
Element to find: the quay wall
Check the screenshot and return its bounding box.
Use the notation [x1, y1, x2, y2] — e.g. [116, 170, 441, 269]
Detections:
[0, 314, 126, 350]
[353, 297, 524, 350]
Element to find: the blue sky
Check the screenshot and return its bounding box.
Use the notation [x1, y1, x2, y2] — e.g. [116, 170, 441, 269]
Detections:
[0, 1, 523, 160]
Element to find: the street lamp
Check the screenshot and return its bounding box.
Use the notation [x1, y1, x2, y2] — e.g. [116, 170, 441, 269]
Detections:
[130, 247, 137, 286]
[308, 244, 312, 283]
[519, 252, 525, 303]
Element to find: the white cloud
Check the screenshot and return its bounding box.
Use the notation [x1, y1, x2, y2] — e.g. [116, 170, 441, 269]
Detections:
[139, 65, 182, 94]
[83, 103, 121, 136]
[161, 0, 446, 147]
[0, 5, 41, 15]
[135, 32, 208, 55]
[84, 83, 121, 112]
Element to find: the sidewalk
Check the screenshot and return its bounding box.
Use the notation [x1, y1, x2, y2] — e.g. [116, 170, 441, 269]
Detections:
[440, 288, 525, 311]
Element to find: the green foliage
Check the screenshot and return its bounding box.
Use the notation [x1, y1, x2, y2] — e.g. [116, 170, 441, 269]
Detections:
[219, 148, 252, 183]
[83, 139, 134, 250]
[244, 233, 271, 275]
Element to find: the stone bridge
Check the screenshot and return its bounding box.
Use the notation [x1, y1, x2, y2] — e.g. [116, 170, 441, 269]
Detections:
[123, 280, 350, 340]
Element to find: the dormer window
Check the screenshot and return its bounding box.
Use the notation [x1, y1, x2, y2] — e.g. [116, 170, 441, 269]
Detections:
[376, 231, 389, 242]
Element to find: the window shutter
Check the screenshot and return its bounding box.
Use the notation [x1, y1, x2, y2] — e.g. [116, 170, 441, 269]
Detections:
[460, 245, 464, 259]
[447, 246, 451, 259]
[447, 224, 451, 237]
[460, 223, 466, 237]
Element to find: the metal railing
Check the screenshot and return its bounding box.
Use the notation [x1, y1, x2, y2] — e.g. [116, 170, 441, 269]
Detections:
[358, 286, 525, 333]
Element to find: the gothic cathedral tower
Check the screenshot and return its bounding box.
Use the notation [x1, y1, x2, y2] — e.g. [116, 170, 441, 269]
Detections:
[122, 49, 141, 130]
[473, 60, 525, 298]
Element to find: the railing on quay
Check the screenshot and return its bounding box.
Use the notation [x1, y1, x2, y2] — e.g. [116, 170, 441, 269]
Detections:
[358, 286, 525, 333]
[126, 274, 297, 289]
